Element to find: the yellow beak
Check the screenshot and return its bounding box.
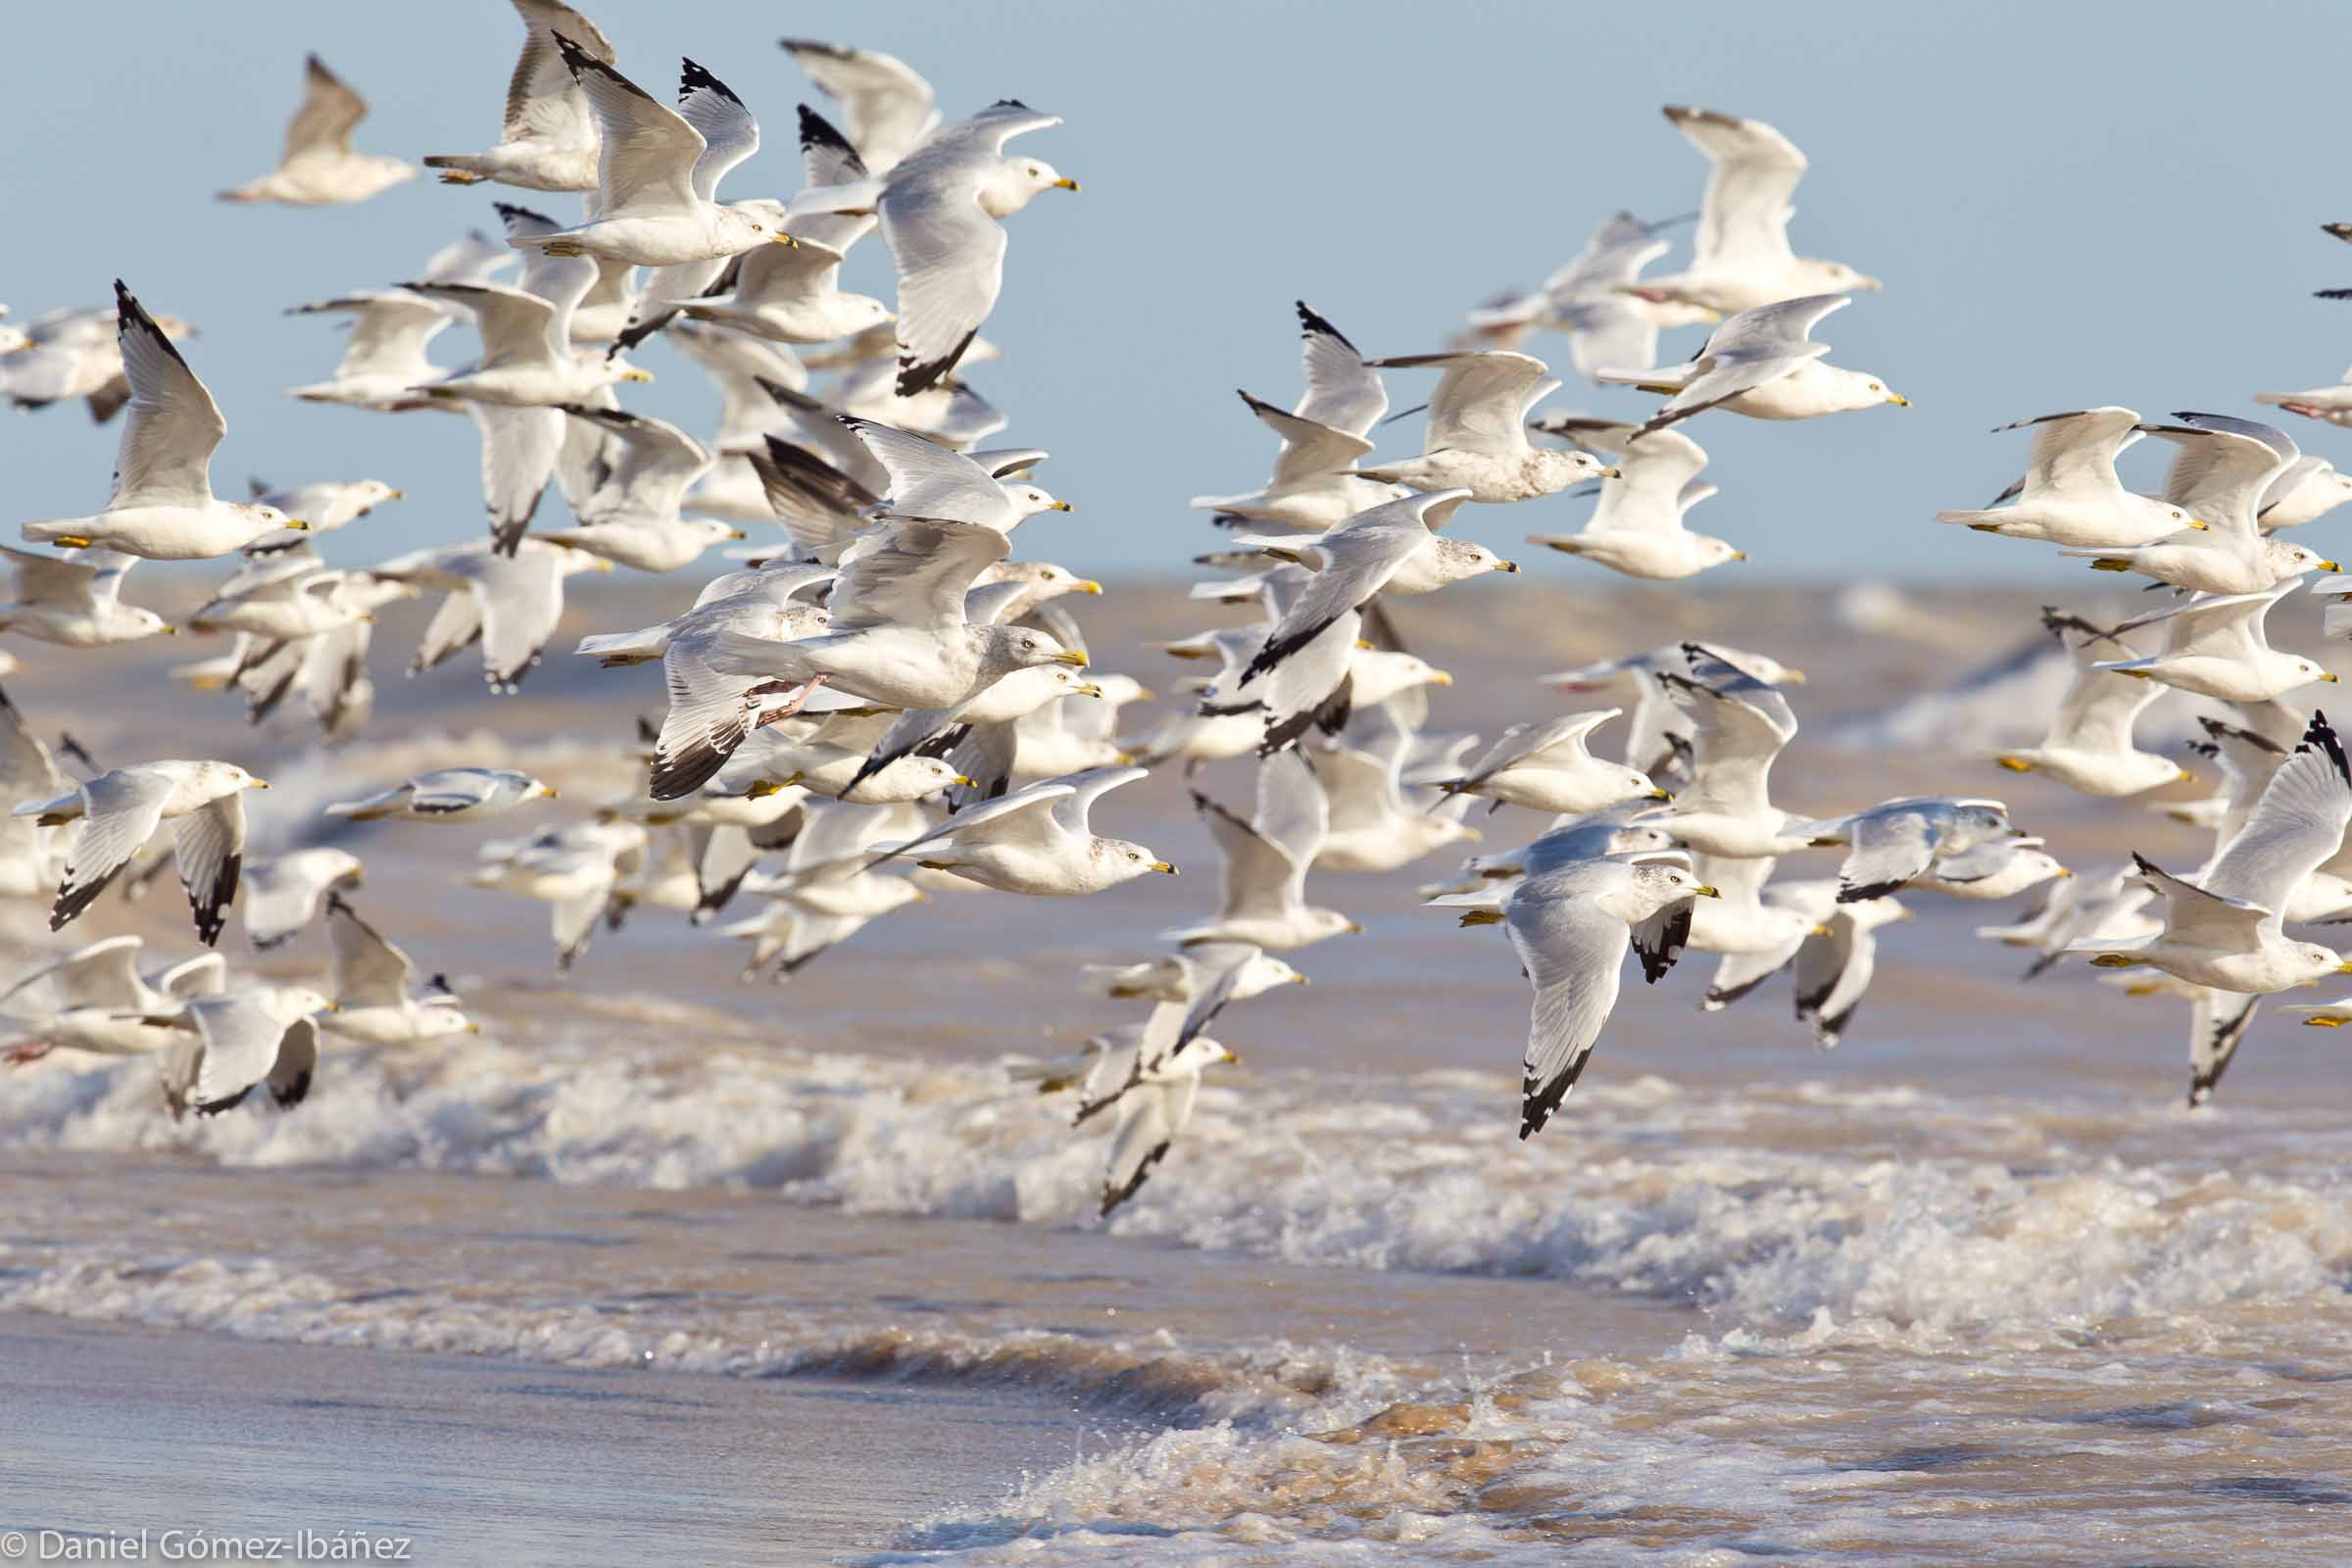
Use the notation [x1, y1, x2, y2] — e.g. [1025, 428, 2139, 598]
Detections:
[287, 519, 313, 531]
[1050, 501, 1074, 513]
[1054, 650, 1089, 667]
[1073, 579, 1102, 594]
[1694, 884, 1722, 898]
[1054, 177, 1080, 191]
[248, 778, 271, 789]
[1887, 394, 1911, 407]
[623, 368, 656, 384]
[770, 232, 799, 246]
[1151, 860, 1178, 874]
[1496, 560, 1521, 573]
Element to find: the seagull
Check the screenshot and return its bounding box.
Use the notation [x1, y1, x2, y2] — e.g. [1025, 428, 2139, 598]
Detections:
[1700, 877, 1908, 1047]
[1979, 861, 2157, 981]
[15, 760, 269, 944]
[2094, 580, 2333, 704]
[1622, 105, 1880, 316]
[2074, 712, 2352, 993]
[1079, 941, 1307, 1004]
[1454, 854, 1716, 1138]
[424, 0, 617, 191]
[1687, 854, 1819, 958]
[284, 231, 515, 411]
[0, 688, 71, 901]
[1544, 640, 1804, 778]
[1309, 707, 1480, 872]
[789, 99, 1076, 395]
[470, 820, 647, 969]
[156, 987, 332, 1119]
[24, 285, 308, 560]
[318, 897, 477, 1044]
[328, 768, 557, 822]
[511, 43, 793, 266]
[868, 765, 1173, 896]
[705, 520, 1085, 713]
[1464, 213, 1720, 384]
[1934, 409, 2203, 546]
[370, 538, 612, 690]
[1807, 796, 2019, 903]
[534, 408, 745, 572]
[1433, 710, 1667, 815]
[1165, 752, 1356, 950]
[1597, 294, 1905, 436]
[0, 302, 198, 422]
[778, 38, 940, 172]
[1191, 303, 1403, 530]
[718, 709, 967, 806]
[1355, 351, 1614, 503]
[2061, 415, 2334, 592]
[1992, 609, 2197, 797]
[1201, 490, 1483, 755]
[240, 849, 366, 950]
[1909, 835, 2071, 901]
[845, 415, 1070, 530]
[2258, 455, 2352, 530]
[218, 55, 415, 205]
[0, 936, 225, 1065]
[1654, 652, 1812, 858]
[1524, 419, 1743, 578]
[0, 547, 172, 647]
[1094, 1032, 1237, 1219]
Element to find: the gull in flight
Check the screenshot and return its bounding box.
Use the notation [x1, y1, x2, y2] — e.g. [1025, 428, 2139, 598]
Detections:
[16, 760, 270, 945]
[1991, 609, 2199, 797]
[1356, 350, 1615, 504]
[1598, 294, 1905, 437]
[218, 55, 415, 205]
[1934, 408, 2203, 547]
[1621, 105, 1880, 316]
[24, 285, 309, 560]
[1525, 419, 1744, 579]
[510, 42, 795, 266]
[2061, 415, 2334, 592]
[318, 897, 479, 1045]
[425, 0, 618, 192]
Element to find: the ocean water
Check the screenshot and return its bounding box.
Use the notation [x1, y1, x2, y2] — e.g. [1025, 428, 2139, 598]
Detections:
[3, 580, 2351, 1563]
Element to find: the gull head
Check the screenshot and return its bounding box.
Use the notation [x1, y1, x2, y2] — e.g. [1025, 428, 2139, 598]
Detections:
[126, 607, 173, 641]
[236, 502, 303, 533]
[1023, 160, 1078, 195]
[274, 986, 336, 1022]
[415, 1004, 475, 1041]
[1694, 536, 1746, 569]
[353, 479, 404, 511]
[1004, 483, 1072, 518]
[2291, 943, 2352, 984]
[717, 206, 793, 253]
[2301, 659, 2339, 686]
[526, 777, 560, 803]
[989, 626, 1087, 674]
[190, 761, 268, 800]
[1099, 840, 1176, 882]
[1803, 259, 1881, 293]
[2268, 540, 2338, 577]
[1864, 378, 1910, 409]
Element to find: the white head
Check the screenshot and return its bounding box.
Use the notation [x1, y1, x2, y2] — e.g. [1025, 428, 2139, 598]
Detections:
[2292, 943, 2352, 986]
[716, 206, 792, 255]
[1839, 369, 1908, 411]
[1007, 561, 1102, 600]
[2266, 539, 2341, 578]
[1301, 906, 1366, 942]
[1097, 838, 1179, 882]
[1002, 483, 1073, 519]
[191, 761, 270, 799]
[1537, 449, 1621, 489]
[353, 479, 404, 511]
[1632, 863, 1717, 906]
[125, 606, 174, 640]
[1232, 951, 1308, 999]
[524, 776, 561, 803]
[413, 1004, 479, 1041]
[986, 625, 1090, 674]
[892, 757, 961, 796]
[1797, 259, 1882, 293]
[687, 518, 750, 550]
[1435, 538, 1520, 582]
[270, 985, 334, 1021]
[1689, 535, 1747, 569]
[1166, 1035, 1241, 1075]
[2297, 657, 2341, 688]
[1613, 766, 1671, 806]
[235, 503, 306, 536]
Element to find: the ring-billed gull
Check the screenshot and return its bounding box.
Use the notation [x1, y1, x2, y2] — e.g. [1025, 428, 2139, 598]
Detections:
[284, 238, 513, 413]
[721, 709, 968, 806]
[1433, 710, 1667, 814]
[708, 520, 1084, 713]
[1308, 707, 1480, 871]
[0, 548, 172, 647]
[2062, 415, 2334, 591]
[1466, 213, 1719, 385]
[513, 42, 794, 266]
[241, 848, 365, 949]
[1687, 854, 1818, 957]
[1992, 609, 2197, 797]
[2258, 455, 2352, 530]
[17, 760, 268, 944]
[790, 99, 1076, 396]
[1201, 490, 1484, 755]
[247, 479, 404, 546]
[2094, 580, 2333, 703]
[1355, 350, 1614, 503]
[318, 896, 478, 1044]
[1700, 877, 1908, 1048]
[1623, 106, 1879, 316]
[844, 415, 1070, 529]
[1453, 854, 1716, 1138]
[156, 987, 331, 1120]
[424, 0, 616, 191]
[1654, 652, 1812, 858]
[218, 56, 415, 206]
[0, 936, 224, 1065]
[1166, 752, 1356, 950]
[0, 688, 73, 900]
[534, 408, 746, 572]
[1805, 796, 2020, 903]
[1080, 941, 1306, 1004]
[372, 538, 612, 691]
[24, 285, 308, 560]
[1597, 294, 1905, 436]
[1192, 303, 1402, 530]
[2075, 712, 2352, 992]
[1083, 1024, 1238, 1219]
[1524, 419, 1743, 578]
[327, 768, 557, 822]
[1978, 861, 2156, 980]
[1910, 835, 2070, 901]
[1, 302, 198, 423]
[779, 38, 940, 172]
[470, 819, 647, 968]
[1934, 408, 2204, 546]
[868, 765, 1173, 895]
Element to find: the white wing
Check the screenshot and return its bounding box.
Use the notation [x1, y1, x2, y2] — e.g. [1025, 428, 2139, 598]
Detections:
[327, 897, 416, 1008]
[53, 771, 173, 929]
[1506, 874, 1629, 1137]
[564, 41, 705, 216]
[109, 284, 225, 509]
[173, 794, 246, 947]
[1667, 105, 1805, 274]
[2200, 714, 2352, 925]
[1371, 351, 1553, 457]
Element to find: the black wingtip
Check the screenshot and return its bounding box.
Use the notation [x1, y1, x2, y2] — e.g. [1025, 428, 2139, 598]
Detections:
[1295, 300, 1359, 355]
[990, 98, 1033, 111]
[796, 103, 862, 166]
[494, 200, 556, 228]
[679, 58, 744, 107]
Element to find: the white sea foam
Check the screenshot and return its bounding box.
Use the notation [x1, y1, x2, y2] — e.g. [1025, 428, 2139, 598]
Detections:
[4, 1033, 2349, 1356]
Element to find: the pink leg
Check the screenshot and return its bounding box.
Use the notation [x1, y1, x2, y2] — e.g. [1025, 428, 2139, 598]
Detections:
[751, 674, 831, 728]
[5, 1041, 54, 1066]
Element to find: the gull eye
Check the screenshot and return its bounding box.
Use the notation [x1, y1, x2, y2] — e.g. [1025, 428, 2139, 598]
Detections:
[1868, 382, 1882, 392]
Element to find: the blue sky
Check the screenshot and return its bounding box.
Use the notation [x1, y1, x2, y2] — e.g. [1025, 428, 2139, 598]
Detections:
[7, 0, 2349, 579]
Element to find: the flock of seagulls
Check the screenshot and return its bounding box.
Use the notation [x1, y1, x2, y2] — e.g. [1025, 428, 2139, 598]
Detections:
[5, 9, 2352, 1213]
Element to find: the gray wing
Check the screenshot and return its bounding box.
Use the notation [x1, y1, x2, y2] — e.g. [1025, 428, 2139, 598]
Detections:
[284, 55, 368, 161]
[327, 897, 416, 1007]
[1100, 1074, 1197, 1218]
[1505, 881, 1627, 1138]
[464, 547, 569, 690]
[2202, 712, 2352, 921]
[1794, 915, 1876, 1047]
[880, 176, 1008, 396]
[1254, 750, 1328, 889]
[173, 794, 246, 947]
[467, 404, 564, 555]
[677, 60, 760, 201]
[185, 996, 294, 1114]
[779, 39, 939, 171]
[504, 0, 614, 144]
[109, 284, 224, 510]
[840, 416, 1008, 524]
[1838, 810, 1937, 903]
[1371, 352, 1553, 457]
[1293, 302, 1387, 437]
[52, 771, 173, 930]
